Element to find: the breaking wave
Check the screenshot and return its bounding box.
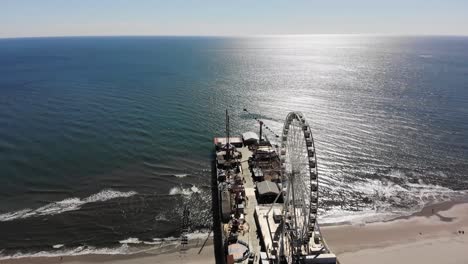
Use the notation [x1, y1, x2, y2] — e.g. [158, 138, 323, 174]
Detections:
[319, 172, 467, 225]
[0, 233, 210, 260]
[0, 244, 133, 260]
[173, 174, 189, 178]
[0, 189, 137, 222]
[169, 185, 201, 196]
[119, 238, 142, 244]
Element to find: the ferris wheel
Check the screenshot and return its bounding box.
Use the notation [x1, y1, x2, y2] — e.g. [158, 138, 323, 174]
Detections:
[280, 112, 319, 257]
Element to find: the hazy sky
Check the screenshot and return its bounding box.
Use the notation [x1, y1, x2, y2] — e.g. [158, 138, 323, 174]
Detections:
[1, 0, 467, 38]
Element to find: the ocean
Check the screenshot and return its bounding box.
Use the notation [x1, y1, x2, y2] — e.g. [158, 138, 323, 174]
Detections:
[0, 35, 467, 258]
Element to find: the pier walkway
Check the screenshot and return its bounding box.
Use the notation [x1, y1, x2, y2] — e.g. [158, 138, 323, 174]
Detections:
[238, 146, 260, 262]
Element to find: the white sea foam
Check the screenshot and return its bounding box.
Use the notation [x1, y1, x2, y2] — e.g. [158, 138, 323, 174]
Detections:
[153, 238, 179, 243]
[119, 238, 142, 244]
[169, 185, 200, 196]
[0, 244, 132, 260]
[319, 207, 401, 225]
[0, 189, 137, 222]
[0, 232, 212, 260]
[153, 236, 178, 242]
[173, 174, 188, 178]
[319, 173, 467, 225]
[187, 230, 213, 240]
[154, 214, 170, 222]
[142, 241, 161, 245]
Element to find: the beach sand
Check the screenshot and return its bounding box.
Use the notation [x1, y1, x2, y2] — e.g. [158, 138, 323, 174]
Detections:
[3, 200, 468, 264]
[322, 200, 468, 264]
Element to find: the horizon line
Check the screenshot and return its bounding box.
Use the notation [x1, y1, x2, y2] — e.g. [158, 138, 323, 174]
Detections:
[2, 33, 468, 40]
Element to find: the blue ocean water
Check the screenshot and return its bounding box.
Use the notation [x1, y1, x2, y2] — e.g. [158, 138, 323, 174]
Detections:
[0, 36, 467, 257]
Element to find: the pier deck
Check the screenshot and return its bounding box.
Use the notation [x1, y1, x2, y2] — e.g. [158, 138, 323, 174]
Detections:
[238, 146, 260, 262]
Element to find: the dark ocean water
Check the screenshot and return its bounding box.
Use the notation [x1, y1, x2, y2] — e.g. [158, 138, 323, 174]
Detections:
[0, 35, 467, 257]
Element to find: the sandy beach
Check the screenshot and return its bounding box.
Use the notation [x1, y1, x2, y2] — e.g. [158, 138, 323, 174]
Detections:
[3, 200, 468, 264]
[322, 199, 468, 264]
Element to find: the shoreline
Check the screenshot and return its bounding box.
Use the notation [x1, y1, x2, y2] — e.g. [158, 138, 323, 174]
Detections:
[322, 198, 468, 264]
[0, 246, 215, 264]
[2, 198, 468, 264]
[0, 239, 215, 264]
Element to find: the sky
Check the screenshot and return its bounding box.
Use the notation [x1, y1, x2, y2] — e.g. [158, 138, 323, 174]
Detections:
[1, 0, 467, 38]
